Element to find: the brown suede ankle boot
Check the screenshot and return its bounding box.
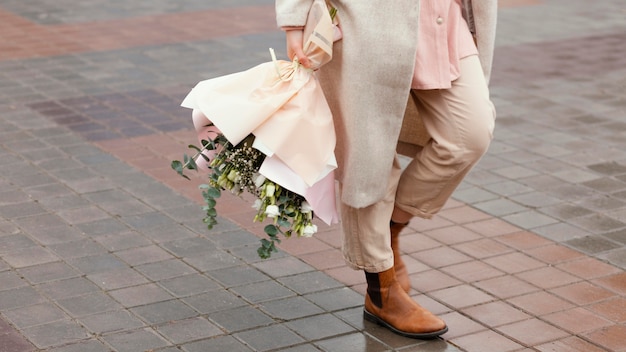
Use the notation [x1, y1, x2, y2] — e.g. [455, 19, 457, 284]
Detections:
[364, 268, 448, 339]
[390, 221, 411, 292]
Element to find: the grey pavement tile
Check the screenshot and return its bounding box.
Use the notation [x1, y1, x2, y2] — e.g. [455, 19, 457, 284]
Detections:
[21, 319, 90, 349]
[114, 245, 174, 266]
[155, 317, 222, 345]
[565, 236, 622, 255]
[473, 199, 529, 217]
[582, 177, 626, 193]
[3, 302, 68, 329]
[208, 305, 274, 333]
[134, 258, 198, 281]
[182, 335, 252, 352]
[235, 324, 305, 351]
[67, 253, 128, 274]
[109, 283, 174, 308]
[37, 194, 92, 212]
[481, 180, 534, 197]
[87, 267, 150, 291]
[130, 300, 198, 325]
[275, 343, 322, 351]
[600, 248, 626, 269]
[17, 261, 80, 284]
[55, 205, 111, 225]
[101, 328, 171, 352]
[119, 211, 178, 231]
[277, 271, 344, 295]
[48, 239, 108, 259]
[568, 213, 626, 234]
[231, 280, 295, 304]
[26, 224, 86, 246]
[78, 310, 145, 334]
[140, 223, 198, 244]
[160, 237, 220, 258]
[532, 222, 589, 243]
[314, 332, 389, 352]
[181, 249, 245, 273]
[209, 229, 264, 249]
[304, 287, 364, 312]
[252, 256, 316, 278]
[0, 202, 48, 219]
[93, 230, 152, 252]
[37, 277, 102, 300]
[285, 313, 356, 341]
[538, 203, 594, 221]
[158, 273, 221, 297]
[576, 195, 626, 212]
[259, 296, 325, 321]
[508, 192, 562, 209]
[182, 290, 247, 314]
[1, 247, 59, 269]
[0, 271, 28, 291]
[452, 187, 500, 204]
[57, 292, 122, 317]
[76, 218, 130, 237]
[501, 210, 560, 230]
[207, 265, 271, 288]
[0, 234, 37, 255]
[604, 228, 626, 245]
[46, 339, 112, 352]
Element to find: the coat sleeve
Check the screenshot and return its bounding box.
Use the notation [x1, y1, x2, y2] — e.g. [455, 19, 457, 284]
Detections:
[275, 0, 315, 28]
[471, 0, 497, 84]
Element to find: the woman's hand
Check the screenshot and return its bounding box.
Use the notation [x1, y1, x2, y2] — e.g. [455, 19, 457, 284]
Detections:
[285, 29, 312, 69]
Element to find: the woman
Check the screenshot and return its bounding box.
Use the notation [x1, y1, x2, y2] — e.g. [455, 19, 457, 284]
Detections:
[276, 0, 497, 339]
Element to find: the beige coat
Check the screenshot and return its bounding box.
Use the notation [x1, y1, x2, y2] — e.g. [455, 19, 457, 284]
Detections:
[276, 0, 497, 208]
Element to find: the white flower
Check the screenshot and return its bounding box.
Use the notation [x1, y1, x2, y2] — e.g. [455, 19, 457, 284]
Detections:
[254, 175, 266, 188]
[252, 199, 262, 210]
[265, 184, 276, 197]
[300, 201, 313, 214]
[265, 205, 280, 218]
[302, 224, 318, 237]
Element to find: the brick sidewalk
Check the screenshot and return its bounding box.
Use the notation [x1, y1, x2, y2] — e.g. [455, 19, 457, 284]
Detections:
[1, 0, 625, 351]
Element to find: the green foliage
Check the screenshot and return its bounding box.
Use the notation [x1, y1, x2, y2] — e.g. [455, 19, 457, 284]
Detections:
[171, 131, 316, 259]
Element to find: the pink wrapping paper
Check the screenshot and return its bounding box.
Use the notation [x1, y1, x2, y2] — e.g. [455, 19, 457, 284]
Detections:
[180, 0, 339, 225]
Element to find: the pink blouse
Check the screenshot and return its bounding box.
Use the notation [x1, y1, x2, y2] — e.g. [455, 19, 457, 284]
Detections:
[412, 0, 478, 90]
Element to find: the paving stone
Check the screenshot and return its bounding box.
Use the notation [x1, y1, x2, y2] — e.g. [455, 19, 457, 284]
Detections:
[17, 262, 80, 284]
[182, 335, 252, 352]
[37, 277, 102, 300]
[102, 328, 171, 352]
[2, 302, 69, 329]
[208, 306, 274, 333]
[67, 253, 128, 274]
[78, 310, 145, 334]
[109, 283, 173, 308]
[235, 324, 305, 351]
[158, 273, 221, 297]
[21, 319, 90, 349]
[285, 313, 356, 341]
[303, 287, 363, 312]
[207, 265, 271, 288]
[155, 317, 222, 345]
[134, 258, 198, 281]
[277, 271, 344, 295]
[259, 296, 325, 321]
[46, 339, 111, 352]
[130, 300, 198, 325]
[182, 290, 247, 314]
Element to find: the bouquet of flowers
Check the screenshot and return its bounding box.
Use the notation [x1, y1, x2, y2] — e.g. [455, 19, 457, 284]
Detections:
[172, 130, 320, 258]
[171, 0, 340, 259]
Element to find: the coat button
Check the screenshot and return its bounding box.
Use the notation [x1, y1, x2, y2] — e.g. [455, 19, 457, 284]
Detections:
[436, 17, 444, 25]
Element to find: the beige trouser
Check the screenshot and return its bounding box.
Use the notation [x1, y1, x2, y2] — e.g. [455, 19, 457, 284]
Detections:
[341, 55, 496, 272]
